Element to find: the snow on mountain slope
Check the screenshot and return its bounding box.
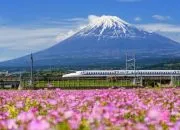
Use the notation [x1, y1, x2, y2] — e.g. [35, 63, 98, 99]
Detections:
[75, 15, 152, 39]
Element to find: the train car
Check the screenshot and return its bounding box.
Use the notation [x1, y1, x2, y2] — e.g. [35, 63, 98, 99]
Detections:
[62, 70, 180, 78]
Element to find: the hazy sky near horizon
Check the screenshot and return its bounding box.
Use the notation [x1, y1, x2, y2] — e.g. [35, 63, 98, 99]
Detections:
[0, 0, 180, 61]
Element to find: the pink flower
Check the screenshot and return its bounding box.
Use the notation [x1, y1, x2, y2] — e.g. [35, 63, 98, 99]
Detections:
[64, 111, 73, 119]
[0, 120, 6, 129]
[135, 123, 148, 130]
[173, 120, 180, 130]
[161, 110, 170, 122]
[17, 111, 35, 122]
[147, 107, 170, 122]
[28, 119, 50, 130]
[48, 99, 57, 105]
[6, 119, 18, 130]
[147, 108, 161, 121]
[16, 101, 24, 108]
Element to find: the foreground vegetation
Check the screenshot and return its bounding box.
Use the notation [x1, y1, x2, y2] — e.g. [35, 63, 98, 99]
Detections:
[1, 89, 180, 129]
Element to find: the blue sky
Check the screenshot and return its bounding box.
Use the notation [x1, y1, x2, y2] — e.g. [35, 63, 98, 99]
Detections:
[0, 0, 180, 61]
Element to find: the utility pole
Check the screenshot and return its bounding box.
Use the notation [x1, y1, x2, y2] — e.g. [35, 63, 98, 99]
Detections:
[18, 72, 23, 90]
[125, 52, 136, 85]
[126, 53, 128, 71]
[30, 53, 34, 88]
[125, 53, 136, 71]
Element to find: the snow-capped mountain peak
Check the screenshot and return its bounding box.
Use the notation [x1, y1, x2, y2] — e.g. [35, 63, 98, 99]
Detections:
[88, 15, 129, 30]
[76, 15, 149, 39]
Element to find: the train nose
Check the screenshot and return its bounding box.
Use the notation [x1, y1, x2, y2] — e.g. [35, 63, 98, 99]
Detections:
[62, 74, 71, 78]
[62, 73, 79, 78]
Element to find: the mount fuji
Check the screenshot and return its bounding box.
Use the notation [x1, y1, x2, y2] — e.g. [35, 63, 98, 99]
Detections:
[1, 15, 180, 67]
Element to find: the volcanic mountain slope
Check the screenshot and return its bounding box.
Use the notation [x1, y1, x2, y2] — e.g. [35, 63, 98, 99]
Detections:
[1, 15, 180, 67]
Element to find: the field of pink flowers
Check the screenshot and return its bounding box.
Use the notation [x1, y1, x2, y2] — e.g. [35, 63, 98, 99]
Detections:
[1, 88, 180, 130]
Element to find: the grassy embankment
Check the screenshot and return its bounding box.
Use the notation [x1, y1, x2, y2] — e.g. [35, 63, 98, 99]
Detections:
[21, 79, 133, 88]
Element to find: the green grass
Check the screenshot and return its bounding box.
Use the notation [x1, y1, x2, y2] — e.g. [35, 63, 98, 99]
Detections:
[20, 79, 180, 89]
[27, 79, 133, 88]
[175, 80, 180, 86]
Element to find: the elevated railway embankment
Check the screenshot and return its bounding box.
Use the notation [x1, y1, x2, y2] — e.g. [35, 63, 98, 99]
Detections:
[1, 70, 180, 89]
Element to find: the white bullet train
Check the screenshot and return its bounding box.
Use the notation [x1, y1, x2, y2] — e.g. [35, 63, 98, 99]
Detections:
[62, 70, 180, 78]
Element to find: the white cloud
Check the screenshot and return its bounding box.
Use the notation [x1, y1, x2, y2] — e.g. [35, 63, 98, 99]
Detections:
[152, 15, 171, 21]
[66, 17, 87, 22]
[0, 27, 76, 61]
[134, 17, 142, 22]
[137, 23, 180, 33]
[0, 27, 66, 61]
[55, 30, 77, 42]
[0, 16, 88, 61]
[136, 23, 180, 43]
[55, 15, 101, 42]
[0, 27, 64, 48]
[160, 32, 180, 44]
[88, 15, 100, 23]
